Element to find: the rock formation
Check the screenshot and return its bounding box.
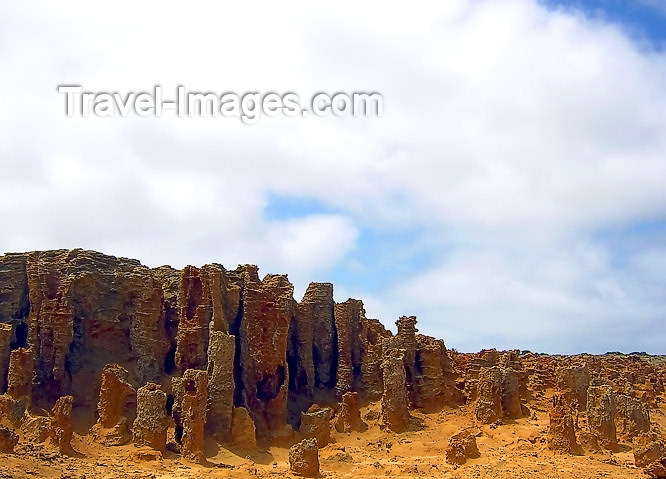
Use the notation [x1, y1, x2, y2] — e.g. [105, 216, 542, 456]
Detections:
[289, 437, 320, 477]
[91, 364, 135, 445]
[49, 395, 74, 454]
[0, 426, 18, 453]
[300, 406, 332, 447]
[586, 385, 618, 451]
[179, 369, 208, 462]
[206, 331, 235, 442]
[547, 393, 580, 454]
[133, 382, 168, 452]
[335, 391, 366, 433]
[615, 393, 650, 440]
[1, 249, 665, 472]
[230, 406, 257, 449]
[445, 430, 480, 465]
[381, 349, 410, 432]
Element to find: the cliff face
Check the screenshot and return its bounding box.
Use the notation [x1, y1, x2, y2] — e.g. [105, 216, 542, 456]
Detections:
[1, 249, 455, 446]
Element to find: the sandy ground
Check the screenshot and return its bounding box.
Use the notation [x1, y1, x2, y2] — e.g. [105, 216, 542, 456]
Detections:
[1, 391, 661, 479]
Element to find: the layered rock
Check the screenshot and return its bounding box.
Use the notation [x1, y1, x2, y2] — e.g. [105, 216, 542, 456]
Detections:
[335, 391, 366, 433]
[548, 393, 580, 454]
[133, 382, 168, 452]
[7, 347, 33, 406]
[289, 438, 320, 477]
[91, 364, 135, 445]
[381, 349, 410, 432]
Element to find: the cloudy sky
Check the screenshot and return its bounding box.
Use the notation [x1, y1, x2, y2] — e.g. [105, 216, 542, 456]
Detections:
[1, 0, 665, 354]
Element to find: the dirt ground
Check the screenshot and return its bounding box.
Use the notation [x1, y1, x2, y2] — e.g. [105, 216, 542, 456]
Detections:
[1, 388, 661, 479]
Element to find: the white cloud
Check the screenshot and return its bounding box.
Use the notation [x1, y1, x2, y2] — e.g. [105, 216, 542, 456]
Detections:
[0, 0, 665, 353]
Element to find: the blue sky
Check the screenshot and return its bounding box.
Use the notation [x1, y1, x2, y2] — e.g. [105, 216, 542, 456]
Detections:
[1, 0, 665, 354]
[548, 0, 666, 46]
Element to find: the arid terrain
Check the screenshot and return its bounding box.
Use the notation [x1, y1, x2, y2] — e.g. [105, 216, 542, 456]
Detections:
[1, 250, 665, 478]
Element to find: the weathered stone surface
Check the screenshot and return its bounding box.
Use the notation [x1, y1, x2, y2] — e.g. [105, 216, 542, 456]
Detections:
[334, 299, 365, 396]
[230, 406, 257, 449]
[615, 393, 650, 440]
[91, 364, 135, 446]
[500, 368, 523, 419]
[548, 393, 580, 454]
[586, 385, 618, 451]
[335, 391, 366, 433]
[556, 364, 589, 411]
[382, 316, 417, 405]
[49, 395, 74, 454]
[21, 415, 51, 443]
[133, 383, 168, 452]
[0, 324, 12, 394]
[359, 318, 391, 400]
[475, 366, 503, 423]
[180, 369, 208, 462]
[289, 438, 320, 477]
[381, 349, 409, 432]
[300, 406, 332, 448]
[7, 347, 33, 404]
[301, 283, 335, 392]
[475, 365, 524, 423]
[237, 272, 292, 442]
[633, 432, 665, 468]
[445, 430, 480, 465]
[175, 266, 211, 373]
[206, 331, 235, 442]
[0, 426, 18, 453]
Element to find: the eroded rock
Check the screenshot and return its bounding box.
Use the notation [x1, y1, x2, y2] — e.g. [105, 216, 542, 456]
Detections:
[49, 395, 74, 454]
[548, 393, 580, 454]
[0, 426, 18, 453]
[445, 430, 480, 465]
[91, 364, 135, 446]
[300, 406, 332, 448]
[133, 382, 168, 452]
[231, 406, 257, 449]
[586, 385, 618, 451]
[289, 438, 320, 477]
[335, 391, 366, 433]
[381, 349, 409, 432]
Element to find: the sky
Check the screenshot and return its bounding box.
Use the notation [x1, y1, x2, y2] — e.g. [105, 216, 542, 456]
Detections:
[1, 0, 665, 354]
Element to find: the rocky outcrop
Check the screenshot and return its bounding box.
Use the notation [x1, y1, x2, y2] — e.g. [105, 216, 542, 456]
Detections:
[230, 406, 257, 449]
[548, 393, 580, 454]
[0, 426, 18, 453]
[556, 364, 589, 411]
[475, 367, 502, 423]
[289, 438, 320, 477]
[334, 299, 365, 396]
[49, 395, 74, 454]
[7, 347, 33, 406]
[445, 430, 480, 465]
[335, 391, 366, 433]
[300, 406, 332, 447]
[302, 283, 335, 392]
[179, 369, 208, 462]
[615, 393, 650, 440]
[475, 366, 524, 423]
[413, 334, 461, 410]
[634, 432, 665, 468]
[133, 383, 168, 452]
[238, 272, 293, 443]
[0, 324, 12, 394]
[206, 331, 235, 442]
[586, 385, 618, 451]
[91, 364, 135, 446]
[381, 349, 410, 432]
